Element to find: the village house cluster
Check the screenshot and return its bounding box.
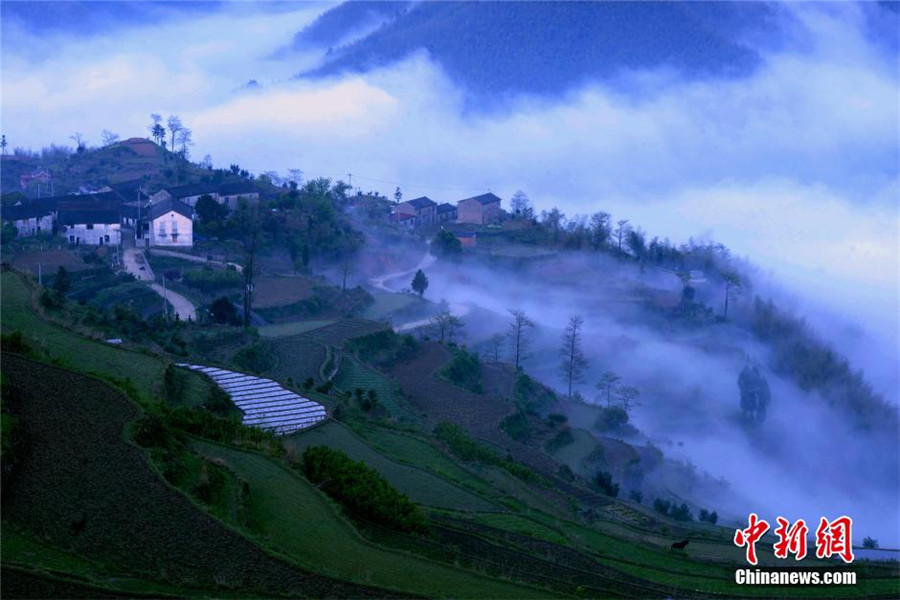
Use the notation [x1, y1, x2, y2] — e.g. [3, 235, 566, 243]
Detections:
[388, 192, 502, 247]
[3, 178, 259, 249]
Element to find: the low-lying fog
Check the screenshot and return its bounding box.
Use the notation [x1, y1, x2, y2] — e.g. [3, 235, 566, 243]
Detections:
[3, 1, 897, 544]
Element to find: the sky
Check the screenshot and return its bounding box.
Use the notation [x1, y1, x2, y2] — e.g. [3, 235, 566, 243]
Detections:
[2, 0, 897, 382]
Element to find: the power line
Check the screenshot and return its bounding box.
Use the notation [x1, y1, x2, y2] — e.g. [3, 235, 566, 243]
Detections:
[336, 173, 492, 196]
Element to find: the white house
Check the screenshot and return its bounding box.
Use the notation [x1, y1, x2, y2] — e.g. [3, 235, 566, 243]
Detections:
[59, 203, 121, 246]
[148, 198, 193, 247]
[2, 203, 54, 237]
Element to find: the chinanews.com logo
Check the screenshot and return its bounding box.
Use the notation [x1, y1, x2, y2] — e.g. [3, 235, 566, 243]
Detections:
[733, 514, 858, 586]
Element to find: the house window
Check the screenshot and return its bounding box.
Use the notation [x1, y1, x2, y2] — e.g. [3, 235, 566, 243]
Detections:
[104, 235, 110, 244]
[69, 235, 75, 243]
[87, 223, 94, 230]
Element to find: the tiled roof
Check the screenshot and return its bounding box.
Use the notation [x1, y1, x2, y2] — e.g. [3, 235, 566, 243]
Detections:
[460, 192, 501, 205]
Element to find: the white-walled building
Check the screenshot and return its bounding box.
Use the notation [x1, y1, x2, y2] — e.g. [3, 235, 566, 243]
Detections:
[148, 198, 193, 247]
[2, 203, 54, 237]
[59, 204, 121, 246]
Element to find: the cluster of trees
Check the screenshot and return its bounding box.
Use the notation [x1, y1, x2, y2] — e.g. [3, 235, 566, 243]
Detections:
[594, 471, 619, 497]
[653, 498, 694, 521]
[506, 192, 739, 283]
[752, 297, 891, 428]
[429, 310, 464, 343]
[301, 445, 428, 533]
[441, 345, 483, 393]
[346, 329, 419, 370]
[147, 113, 193, 158]
[433, 421, 539, 482]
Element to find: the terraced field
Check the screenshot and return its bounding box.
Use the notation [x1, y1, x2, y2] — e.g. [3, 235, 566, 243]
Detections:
[258, 319, 336, 339]
[193, 440, 556, 599]
[266, 335, 328, 383]
[0, 270, 209, 404]
[333, 356, 419, 423]
[180, 364, 327, 434]
[547, 428, 599, 476]
[1, 355, 398, 598]
[285, 421, 494, 512]
[302, 318, 388, 346]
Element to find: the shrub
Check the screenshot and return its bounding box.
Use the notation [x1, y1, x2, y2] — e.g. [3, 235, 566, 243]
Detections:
[594, 406, 629, 432]
[441, 345, 483, 393]
[594, 471, 619, 498]
[301, 445, 428, 533]
[629, 489, 643, 504]
[862, 536, 879, 549]
[232, 342, 276, 373]
[434, 421, 540, 483]
[545, 428, 574, 453]
[500, 411, 533, 442]
[209, 296, 240, 325]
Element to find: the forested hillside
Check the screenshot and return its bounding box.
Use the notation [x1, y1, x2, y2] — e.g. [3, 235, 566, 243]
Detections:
[299, 1, 776, 99]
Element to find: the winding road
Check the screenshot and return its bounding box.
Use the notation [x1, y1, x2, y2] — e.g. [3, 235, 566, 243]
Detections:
[122, 246, 197, 321]
[369, 250, 470, 332]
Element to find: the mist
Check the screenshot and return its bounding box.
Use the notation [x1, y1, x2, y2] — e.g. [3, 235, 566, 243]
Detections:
[3, 0, 898, 544]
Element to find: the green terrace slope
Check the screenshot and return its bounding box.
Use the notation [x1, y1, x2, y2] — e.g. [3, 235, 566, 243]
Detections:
[0, 354, 399, 598]
[193, 440, 560, 599]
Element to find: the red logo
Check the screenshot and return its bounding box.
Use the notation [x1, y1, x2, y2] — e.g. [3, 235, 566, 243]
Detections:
[735, 515, 855, 564]
[734, 513, 770, 565]
[815, 516, 855, 563]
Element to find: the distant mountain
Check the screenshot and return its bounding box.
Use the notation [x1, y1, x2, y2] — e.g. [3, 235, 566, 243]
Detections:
[0, 1, 221, 36]
[290, 0, 413, 51]
[297, 1, 781, 100]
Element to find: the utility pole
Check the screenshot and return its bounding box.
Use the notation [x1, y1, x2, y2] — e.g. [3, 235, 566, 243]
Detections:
[38, 263, 42, 286]
[162, 273, 169, 319]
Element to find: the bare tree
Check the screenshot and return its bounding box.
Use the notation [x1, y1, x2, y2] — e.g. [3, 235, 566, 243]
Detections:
[485, 333, 505, 362]
[722, 270, 742, 320]
[510, 190, 530, 218]
[559, 315, 588, 398]
[619, 385, 641, 414]
[286, 168, 304, 186]
[240, 206, 262, 327]
[430, 311, 465, 343]
[166, 115, 183, 153]
[613, 219, 632, 254]
[589, 211, 611, 251]
[340, 259, 356, 292]
[507, 308, 535, 370]
[176, 127, 193, 158]
[148, 113, 162, 137]
[69, 132, 86, 150]
[597, 370, 621, 407]
[100, 129, 120, 147]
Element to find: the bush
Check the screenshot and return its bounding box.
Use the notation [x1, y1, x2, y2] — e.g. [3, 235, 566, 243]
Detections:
[232, 342, 276, 373]
[301, 445, 428, 533]
[434, 421, 540, 483]
[862, 536, 879, 549]
[594, 471, 619, 498]
[594, 406, 629, 432]
[441, 345, 483, 393]
[671, 503, 693, 522]
[209, 296, 240, 325]
[698, 508, 718, 524]
[500, 411, 533, 442]
[653, 498, 672, 516]
[629, 489, 643, 504]
[545, 428, 574, 453]
[184, 267, 242, 293]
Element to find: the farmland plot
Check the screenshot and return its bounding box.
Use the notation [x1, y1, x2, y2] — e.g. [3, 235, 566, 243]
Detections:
[285, 421, 495, 511]
[333, 356, 419, 423]
[179, 364, 326, 434]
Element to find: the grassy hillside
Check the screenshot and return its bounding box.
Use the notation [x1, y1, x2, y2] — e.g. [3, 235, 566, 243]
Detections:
[193, 440, 557, 599]
[0, 354, 398, 598]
